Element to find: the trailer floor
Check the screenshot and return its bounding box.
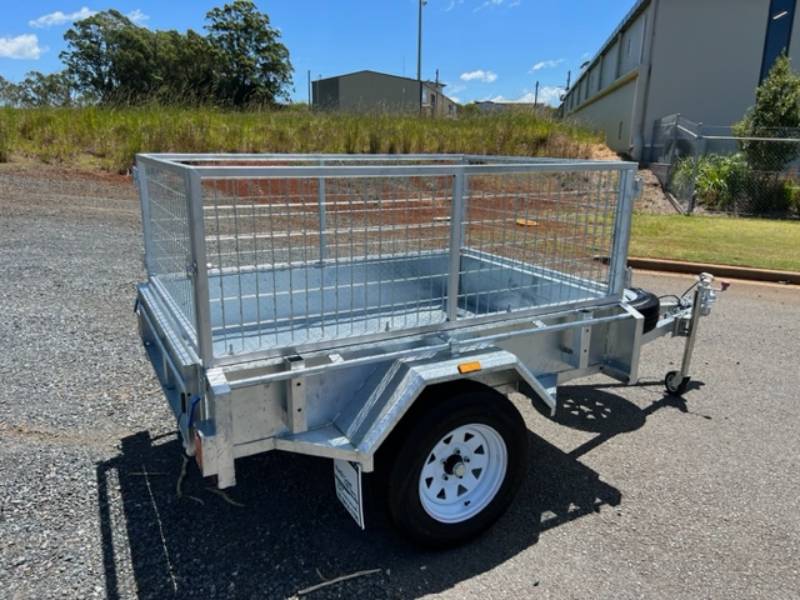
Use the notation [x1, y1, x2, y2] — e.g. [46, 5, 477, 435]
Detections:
[2, 162, 799, 599]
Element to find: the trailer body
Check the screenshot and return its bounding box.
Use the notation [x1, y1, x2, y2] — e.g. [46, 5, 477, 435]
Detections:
[133, 154, 717, 540]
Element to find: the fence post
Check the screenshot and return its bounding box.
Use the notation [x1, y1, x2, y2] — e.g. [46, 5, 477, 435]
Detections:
[650, 118, 660, 163]
[668, 113, 680, 166]
[689, 122, 705, 214]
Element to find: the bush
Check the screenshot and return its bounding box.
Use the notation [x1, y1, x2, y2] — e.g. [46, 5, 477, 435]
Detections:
[734, 55, 800, 171]
[0, 109, 12, 162]
[784, 181, 800, 217]
[672, 153, 750, 211]
[672, 152, 796, 215]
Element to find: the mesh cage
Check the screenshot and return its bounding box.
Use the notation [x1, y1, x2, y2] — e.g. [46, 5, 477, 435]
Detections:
[142, 164, 197, 341]
[136, 155, 634, 362]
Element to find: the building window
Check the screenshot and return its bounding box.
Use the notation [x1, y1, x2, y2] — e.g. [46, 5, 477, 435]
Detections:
[761, 0, 797, 81]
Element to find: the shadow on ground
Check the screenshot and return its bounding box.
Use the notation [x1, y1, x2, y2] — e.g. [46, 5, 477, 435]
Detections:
[97, 382, 700, 599]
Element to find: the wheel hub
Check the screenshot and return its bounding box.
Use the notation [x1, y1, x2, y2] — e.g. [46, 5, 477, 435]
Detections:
[443, 454, 466, 477]
[418, 423, 508, 524]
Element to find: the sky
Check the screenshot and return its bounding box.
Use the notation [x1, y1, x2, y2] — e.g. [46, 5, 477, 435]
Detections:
[0, 0, 638, 106]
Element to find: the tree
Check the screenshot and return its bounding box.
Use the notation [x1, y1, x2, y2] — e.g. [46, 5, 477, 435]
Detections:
[734, 55, 800, 171]
[59, 2, 293, 106]
[0, 75, 19, 106]
[150, 29, 218, 103]
[0, 72, 73, 107]
[61, 10, 161, 103]
[18, 71, 74, 106]
[205, 0, 292, 106]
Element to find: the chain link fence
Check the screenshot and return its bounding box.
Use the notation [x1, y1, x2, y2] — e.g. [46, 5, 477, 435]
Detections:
[649, 114, 800, 216]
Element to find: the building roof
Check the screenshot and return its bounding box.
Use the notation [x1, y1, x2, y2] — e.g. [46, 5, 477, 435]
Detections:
[565, 0, 651, 95]
[317, 69, 446, 89]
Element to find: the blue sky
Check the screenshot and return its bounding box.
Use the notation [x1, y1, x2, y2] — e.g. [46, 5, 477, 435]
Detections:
[0, 0, 637, 105]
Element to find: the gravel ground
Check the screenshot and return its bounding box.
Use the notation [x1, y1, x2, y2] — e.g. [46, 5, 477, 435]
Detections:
[1, 163, 799, 599]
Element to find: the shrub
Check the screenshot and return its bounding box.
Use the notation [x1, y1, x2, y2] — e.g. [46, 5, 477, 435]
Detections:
[672, 153, 751, 211]
[672, 152, 799, 215]
[0, 109, 12, 162]
[786, 183, 800, 216]
[734, 55, 800, 171]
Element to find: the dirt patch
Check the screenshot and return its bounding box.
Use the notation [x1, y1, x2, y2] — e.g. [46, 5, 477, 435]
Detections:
[0, 156, 132, 186]
[587, 144, 621, 161]
[637, 168, 679, 214]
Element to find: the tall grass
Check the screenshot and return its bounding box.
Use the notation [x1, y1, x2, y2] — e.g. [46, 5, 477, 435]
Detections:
[0, 105, 602, 173]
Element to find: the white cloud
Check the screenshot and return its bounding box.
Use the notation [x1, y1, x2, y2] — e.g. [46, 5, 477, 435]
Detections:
[28, 7, 149, 28]
[29, 6, 96, 28]
[531, 58, 564, 72]
[444, 0, 464, 11]
[487, 86, 565, 107]
[0, 34, 46, 59]
[127, 9, 150, 24]
[475, 0, 520, 12]
[447, 83, 467, 94]
[460, 69, 498, 83]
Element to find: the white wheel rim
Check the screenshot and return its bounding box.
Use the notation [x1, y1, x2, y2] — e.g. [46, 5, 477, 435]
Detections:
[418, 423, 508, 524]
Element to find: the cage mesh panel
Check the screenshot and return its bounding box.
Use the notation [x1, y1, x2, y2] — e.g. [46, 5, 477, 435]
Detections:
[199, 167, 621, 358]
[203, 175, 454, 355]
[461, 170, 618, 316]
[145, 166, 196, 340]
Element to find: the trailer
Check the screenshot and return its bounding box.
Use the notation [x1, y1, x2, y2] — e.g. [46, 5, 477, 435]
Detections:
[132, 153, 722, 547]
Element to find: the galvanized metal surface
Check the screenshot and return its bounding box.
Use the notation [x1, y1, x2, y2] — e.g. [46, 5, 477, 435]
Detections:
[137, 153, 634, 364]
[132, 153, 713, 490]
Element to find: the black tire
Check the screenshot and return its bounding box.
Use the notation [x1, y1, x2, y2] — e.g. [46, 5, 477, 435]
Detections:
[384, 388, 528, 548]
[625, 288, 660, 334]
[665, 370, 690, 395]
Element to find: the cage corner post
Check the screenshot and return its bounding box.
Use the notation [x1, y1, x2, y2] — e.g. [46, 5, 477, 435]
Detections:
[185, 168, 215, 368]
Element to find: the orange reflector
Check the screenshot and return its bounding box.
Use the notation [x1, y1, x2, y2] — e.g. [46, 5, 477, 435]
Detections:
[458, 361, 482, 374]
[515, 218, 538, 227]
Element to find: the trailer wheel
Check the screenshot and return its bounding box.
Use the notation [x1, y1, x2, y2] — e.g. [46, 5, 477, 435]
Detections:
[385, 389, 527, 547]
[665, 370, 690, 395]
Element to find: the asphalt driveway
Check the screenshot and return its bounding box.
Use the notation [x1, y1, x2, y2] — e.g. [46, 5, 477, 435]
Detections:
[1, 163, 799, 599]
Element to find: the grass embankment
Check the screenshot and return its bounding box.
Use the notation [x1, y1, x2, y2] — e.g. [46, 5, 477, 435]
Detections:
[0, 106, 601, 173]
[631, 214, 800, 272]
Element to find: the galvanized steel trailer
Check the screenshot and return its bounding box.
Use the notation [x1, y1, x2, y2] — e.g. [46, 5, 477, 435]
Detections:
[133, 153, 720, 546]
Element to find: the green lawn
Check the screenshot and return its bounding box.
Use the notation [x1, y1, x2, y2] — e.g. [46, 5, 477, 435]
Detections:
[630, 213, 800, 272]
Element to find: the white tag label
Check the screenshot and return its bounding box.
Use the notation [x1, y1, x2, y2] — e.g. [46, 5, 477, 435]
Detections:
[333, 459, 365, 530]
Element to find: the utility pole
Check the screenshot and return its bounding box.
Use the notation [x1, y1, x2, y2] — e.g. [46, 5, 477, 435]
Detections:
[534, 81, 539, 107]
[307, 70, 311, 106]
[566, 70, 571, 90]
[417, 0, 426, 115]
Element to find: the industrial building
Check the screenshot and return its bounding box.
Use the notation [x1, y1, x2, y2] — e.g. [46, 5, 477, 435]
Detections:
[312, 70, 458, 116]
[561, 0, 800, 161]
